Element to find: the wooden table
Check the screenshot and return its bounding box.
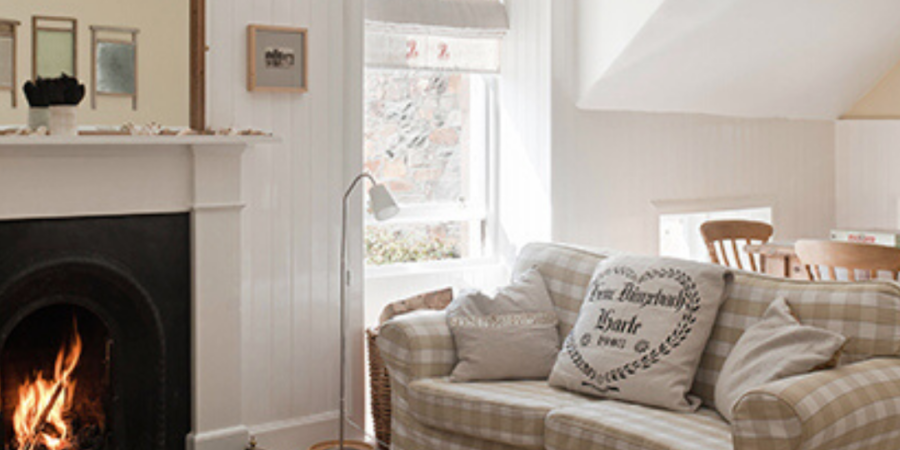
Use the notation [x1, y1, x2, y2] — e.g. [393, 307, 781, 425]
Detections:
[745, 242, 808, 279]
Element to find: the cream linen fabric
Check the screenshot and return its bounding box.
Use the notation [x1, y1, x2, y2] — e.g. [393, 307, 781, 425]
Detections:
[549, 255, 731, 411]
[715, 297, 846, 422]
[447, 268, 560, 381]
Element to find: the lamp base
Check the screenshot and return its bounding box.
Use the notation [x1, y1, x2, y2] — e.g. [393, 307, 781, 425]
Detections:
[308, 440, 374, 450]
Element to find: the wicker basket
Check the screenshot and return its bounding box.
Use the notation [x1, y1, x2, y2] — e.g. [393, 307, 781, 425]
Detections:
[367, 288, 454, 450]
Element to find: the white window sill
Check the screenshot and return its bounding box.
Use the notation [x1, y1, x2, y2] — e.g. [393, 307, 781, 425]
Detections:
[365, 257, 505, 279]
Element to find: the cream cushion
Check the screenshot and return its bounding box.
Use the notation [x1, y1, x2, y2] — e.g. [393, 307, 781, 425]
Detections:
[549, 255, 731, 411]
[446, 268, 560, 382]
[715, 297, 846, 422]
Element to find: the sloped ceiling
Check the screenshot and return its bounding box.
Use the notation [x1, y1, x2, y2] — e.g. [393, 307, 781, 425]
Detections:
[577, 0, 900, 119]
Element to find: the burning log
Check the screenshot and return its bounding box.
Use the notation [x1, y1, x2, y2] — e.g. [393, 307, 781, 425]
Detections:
[20, 381, 68, 450]
[12, 320, 83, 450]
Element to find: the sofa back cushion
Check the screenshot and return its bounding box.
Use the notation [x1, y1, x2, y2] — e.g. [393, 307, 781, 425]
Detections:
[514, 243, 900, 405]
[693, 272, 900, 405]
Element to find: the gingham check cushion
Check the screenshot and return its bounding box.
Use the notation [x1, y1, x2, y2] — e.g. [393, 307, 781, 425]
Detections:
[693, 273, 900, 405]
[732, 358, 900, 450]
[545, 401, 732, 450]
[512, 243, 613, 340]
[407, 378, 592, 449]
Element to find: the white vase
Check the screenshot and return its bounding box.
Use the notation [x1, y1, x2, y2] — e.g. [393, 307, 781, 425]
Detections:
[28, 107, 50, 130]
[49, 106, 78, 136]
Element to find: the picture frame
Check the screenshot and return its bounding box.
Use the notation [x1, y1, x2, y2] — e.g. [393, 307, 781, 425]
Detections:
[0, 19, 20, 107]
[90, 26, 139, 110]
[32, 16, 77, 80]
[247, 25, 307, 93]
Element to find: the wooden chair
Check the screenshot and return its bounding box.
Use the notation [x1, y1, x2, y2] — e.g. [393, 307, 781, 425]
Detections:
[700, 220, 774, 272]
[795, 240, 900, 281]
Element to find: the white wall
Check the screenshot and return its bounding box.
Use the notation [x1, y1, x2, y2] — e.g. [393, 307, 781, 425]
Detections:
[207, 0, 364, 449]
[551, 0, 837, 254]
[497, 0, 553, 260]
[575, 0, 900, 120]
[835, 120, 900, 230]
[843, 60, 900, 119]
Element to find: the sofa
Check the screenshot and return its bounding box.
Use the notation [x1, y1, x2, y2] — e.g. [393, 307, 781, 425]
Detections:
[377, 243, 900, 450]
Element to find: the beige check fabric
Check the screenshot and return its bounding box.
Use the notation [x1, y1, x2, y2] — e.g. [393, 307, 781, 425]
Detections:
[512, 243, 612, 340]
[408, 378, 592, 449]
[379, 243, 900, 450]
[732, 358, 900, 450]
[693, 273, 900, 406]
[378, 310, 457, 385]
[545, 402, 731, 450]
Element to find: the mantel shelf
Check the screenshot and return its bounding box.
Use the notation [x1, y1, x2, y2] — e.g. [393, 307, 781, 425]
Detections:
[0, 135, 280, 147]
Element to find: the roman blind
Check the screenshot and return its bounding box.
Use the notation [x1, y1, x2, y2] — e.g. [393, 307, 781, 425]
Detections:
[366, 0, 509, 73]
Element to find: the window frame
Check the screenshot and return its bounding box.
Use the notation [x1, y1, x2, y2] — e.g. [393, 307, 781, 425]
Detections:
[653, 196, 776, 262]
[364, 69, 500, 273]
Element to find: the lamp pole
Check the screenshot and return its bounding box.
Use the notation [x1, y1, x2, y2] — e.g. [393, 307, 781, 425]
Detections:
[335, 172, 397, 450]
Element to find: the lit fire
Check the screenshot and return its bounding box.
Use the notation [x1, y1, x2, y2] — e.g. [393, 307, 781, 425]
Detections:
[12, 320, 82, 450]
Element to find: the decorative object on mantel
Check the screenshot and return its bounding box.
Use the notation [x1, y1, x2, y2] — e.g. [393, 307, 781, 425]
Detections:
[91, 26, 139, 110]
[23, 78, 50, 129]
[23, 75, 85, 136]
[0, 123, 271, 137]
[247, 25, 308, 93]
[309, 172, 399, 450]
[0, 19, 21, 107]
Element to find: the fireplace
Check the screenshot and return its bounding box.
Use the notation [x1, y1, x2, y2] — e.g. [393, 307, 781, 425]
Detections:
[0, 214, 191, 450]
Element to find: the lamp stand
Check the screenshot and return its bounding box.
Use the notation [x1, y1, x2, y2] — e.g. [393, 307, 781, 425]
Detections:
[315, 173, 378, 450]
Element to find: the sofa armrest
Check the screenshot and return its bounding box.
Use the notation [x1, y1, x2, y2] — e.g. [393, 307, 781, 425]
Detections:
[732, 358, 900, 450]
[377, 310, 457, 385]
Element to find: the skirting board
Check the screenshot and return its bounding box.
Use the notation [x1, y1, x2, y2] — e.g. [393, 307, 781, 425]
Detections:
[187, 425, 250, 450]
[185, 411, 362, 450]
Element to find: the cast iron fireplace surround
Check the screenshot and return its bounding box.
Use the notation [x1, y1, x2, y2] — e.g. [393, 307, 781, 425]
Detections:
[0, 214, 191, 450]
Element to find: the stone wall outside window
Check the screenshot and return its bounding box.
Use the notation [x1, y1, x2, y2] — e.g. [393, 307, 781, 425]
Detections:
[364, 70, 478, 265]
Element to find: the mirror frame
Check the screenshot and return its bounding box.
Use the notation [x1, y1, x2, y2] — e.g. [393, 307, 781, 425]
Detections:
[31, 16, 78, 81]
[190, 0, 204, 130]
[0, 19, 19, 108]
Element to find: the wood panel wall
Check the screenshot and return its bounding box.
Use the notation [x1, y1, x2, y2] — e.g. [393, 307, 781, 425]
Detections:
[836, 120, 900, 230]
[206, 0, 364, 448]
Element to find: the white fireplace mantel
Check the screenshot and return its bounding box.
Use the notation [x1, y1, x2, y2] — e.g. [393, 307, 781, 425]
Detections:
[0, 135, 278, 450]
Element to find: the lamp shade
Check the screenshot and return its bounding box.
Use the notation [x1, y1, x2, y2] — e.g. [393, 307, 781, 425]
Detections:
[368, 183, 399, 221]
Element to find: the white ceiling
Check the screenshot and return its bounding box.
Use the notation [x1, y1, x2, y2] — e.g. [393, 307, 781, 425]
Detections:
[576, 0, 900, 119]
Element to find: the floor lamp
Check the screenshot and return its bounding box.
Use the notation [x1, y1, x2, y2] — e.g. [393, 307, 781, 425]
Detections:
[312, 172, 399, 450]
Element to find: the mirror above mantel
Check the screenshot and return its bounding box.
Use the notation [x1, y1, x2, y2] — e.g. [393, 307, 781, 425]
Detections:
[0, 0, 205, 129]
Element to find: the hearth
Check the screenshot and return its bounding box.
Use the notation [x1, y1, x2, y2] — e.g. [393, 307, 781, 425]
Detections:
[0, 214, 190, 450]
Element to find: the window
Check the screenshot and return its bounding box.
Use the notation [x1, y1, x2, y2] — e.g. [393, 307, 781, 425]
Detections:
[364, 69, 496, 266]
[659, 207, 772, 262]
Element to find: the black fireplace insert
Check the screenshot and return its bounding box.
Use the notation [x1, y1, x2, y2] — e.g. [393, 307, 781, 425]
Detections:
[0, 214, 190, 450]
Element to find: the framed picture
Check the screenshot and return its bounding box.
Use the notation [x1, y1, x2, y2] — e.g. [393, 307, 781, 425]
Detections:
[247, 25, 307, 93]
[91, 26, 139, 110]
[0, 19, 20, 107]
[32, 16, 77, 80]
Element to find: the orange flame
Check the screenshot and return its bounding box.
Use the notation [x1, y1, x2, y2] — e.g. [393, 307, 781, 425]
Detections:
[12, 319, 82, 450]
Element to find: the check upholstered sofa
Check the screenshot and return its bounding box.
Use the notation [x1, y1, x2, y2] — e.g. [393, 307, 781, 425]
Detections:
[377, 243, 900, 450]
